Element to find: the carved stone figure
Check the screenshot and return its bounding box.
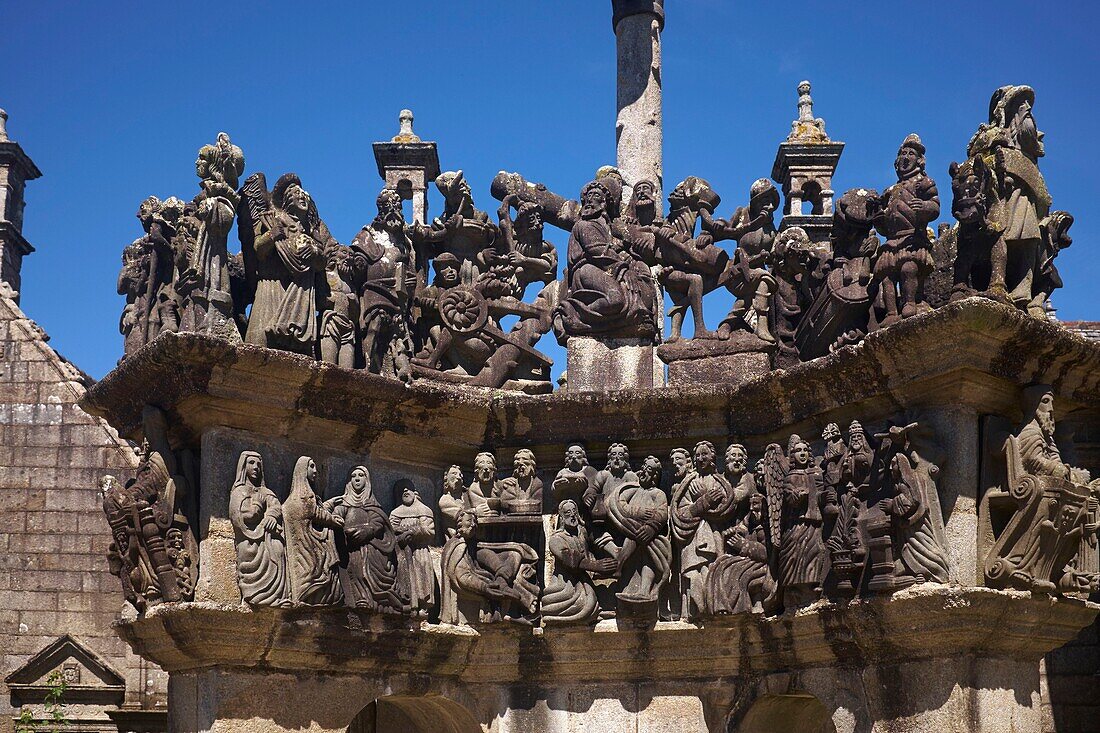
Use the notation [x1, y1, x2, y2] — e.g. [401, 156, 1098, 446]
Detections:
[701, 178, 780, 342]
[541, 500, 615, 626]
[586, 443, 639, 546]
[967, 86, 1052, 314]
[870, 134, 940, 326]
[1034, 210, 1073, 313]
[606, 455, 672, 615]
[319, 243, 365, 369]
[353, 189, 416, 379]
[189, 133, 245, 341]
[769, 227, 817, 357]
[704, 493, 776, 616]
[795, 188, 881, 358]
[282, 457, 344, 606]
[493, 194, 558, 300]
[763, 435, 828, 608]
[653, 177, 724, 340]
[117, 197, 186, 356]
[439, 465, 466, 538]
[412, 170, 497, 286]
[554, 179, 660, 342]
[228, 451, 289, 607]
[494, 449, 543, 514]
[389, 480, 437, 617]
[551, 443, 599, 507]
[101, 406, 197, 612]
[949, 156, 1008, 302]
[871, 424, 951, 588]
[325, 466, 406, 613]
[826, 421, 870, 596]
[440, 509, 540, 624]
[466, 452, 500, 516]
[985, 386, 1100, 594]
[671, 442, 744, 620]
[238, 173, 334, 355]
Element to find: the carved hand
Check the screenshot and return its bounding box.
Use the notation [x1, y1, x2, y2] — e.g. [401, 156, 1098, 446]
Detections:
[261, 516, 279, 533]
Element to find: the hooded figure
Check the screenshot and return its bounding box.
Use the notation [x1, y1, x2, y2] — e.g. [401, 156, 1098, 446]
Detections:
[228, 451, 289, 606]
[282, 456, 343, 606]
[327, 466, 407, 613]
[389, 480, 437, 617]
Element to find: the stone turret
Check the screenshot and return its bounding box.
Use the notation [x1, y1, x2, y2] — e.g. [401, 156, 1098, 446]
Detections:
[771, 81, 844, 244]
[0, 108, 42, 303]
[372, 109, 440, 225]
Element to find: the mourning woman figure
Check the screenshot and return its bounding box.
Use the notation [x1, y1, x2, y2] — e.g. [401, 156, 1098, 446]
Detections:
[282, 457, 344, 606]
[228, 451, 289, 606]
[389, 480, 437, 617]
[326, 466, 407, 613]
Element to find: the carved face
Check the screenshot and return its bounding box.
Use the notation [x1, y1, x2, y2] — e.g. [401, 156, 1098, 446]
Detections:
[952, 170, 986, 224]
[401, 487, 416, 506]
[349, 467, 367, 492]
[376, 191, 404, 229]
[849, 432, 868, 453]
[474, 454, 496, 483]
[1011, 99, 1043, 159]
[607, 445, 629, 473]
[581, 185, 608, 220]
[748, 493, 764, 520]
[1036, 391, 1056, 435]
[565, 444, 587, 471]
[639, 458, 661, 488]
[670, 451, 690, 479]
[284, 184, 312, 216]
[444, 465, 464, 494]
[437, 262, 459, 287]
[515, 204, 542, 235]
[633, 181, 655, 207]
[693, 442, 716, 472]
[245, 455, 262, 483]
[458, 510, 477, 540]
[513, 451, 536, 479]
[306, 459, 318, 484]
[725, 446, 747, 476]
[559, 501, 580, 531]
[894, 146, 922, 178]
[790, 441, 811, 469]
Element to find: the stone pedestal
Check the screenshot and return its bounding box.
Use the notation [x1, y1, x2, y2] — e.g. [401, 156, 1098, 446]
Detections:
[566, 336, 664, 391]
[657, 334, 775, 387]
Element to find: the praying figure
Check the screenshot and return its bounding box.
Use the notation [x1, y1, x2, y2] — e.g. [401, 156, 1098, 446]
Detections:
[228, 451, 289, 607]
[389, 480, 437, 618]
[325, 466, 407, 613]
[282, 457, 344, 606]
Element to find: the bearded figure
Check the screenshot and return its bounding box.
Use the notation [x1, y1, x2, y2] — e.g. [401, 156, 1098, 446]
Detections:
[353, 189, 416, 379]
[967, 86, 1052, 314]
[553, 179, 660, 342]
[986, 386, 1100, 595]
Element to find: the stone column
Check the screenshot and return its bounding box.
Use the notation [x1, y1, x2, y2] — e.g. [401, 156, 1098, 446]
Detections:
[613, 0, 663, 214]
[372, 109, 440, 226]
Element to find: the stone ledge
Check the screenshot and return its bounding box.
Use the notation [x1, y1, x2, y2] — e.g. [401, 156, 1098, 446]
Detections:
[81, 299, 1100, 453]
[116, 586, 1096, 684]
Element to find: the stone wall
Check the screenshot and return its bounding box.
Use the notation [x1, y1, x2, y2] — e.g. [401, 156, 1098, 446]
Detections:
[0, 293, 166, 733]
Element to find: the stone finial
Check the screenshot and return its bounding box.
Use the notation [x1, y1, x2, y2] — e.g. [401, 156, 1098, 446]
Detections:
[797, 81, 813, 122]
[0, 108, 9, 142]
[392, 109, 421, 143]
[786, 80, 830, 143]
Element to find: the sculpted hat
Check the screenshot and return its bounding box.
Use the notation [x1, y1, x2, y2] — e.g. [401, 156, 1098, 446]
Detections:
[989, 85, 1035, 125]
[900, 133, 926, 156]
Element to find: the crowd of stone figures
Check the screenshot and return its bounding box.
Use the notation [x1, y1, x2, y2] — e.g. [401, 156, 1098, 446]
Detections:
[103, 387, 1100, 624]
[115, 86, 1073, 385]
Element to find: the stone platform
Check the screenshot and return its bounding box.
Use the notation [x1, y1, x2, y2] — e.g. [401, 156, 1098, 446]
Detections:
[80, 298, 1100, 732]
[657, 333, 775, 387]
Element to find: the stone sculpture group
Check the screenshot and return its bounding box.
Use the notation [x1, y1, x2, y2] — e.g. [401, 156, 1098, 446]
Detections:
[116, 86, 1074, 383]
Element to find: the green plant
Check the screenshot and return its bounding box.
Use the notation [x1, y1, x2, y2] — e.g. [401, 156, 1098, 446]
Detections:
[14, 669, 70, 733]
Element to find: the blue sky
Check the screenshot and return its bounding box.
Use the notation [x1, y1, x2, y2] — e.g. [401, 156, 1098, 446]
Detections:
[4, 1, 1099, 380]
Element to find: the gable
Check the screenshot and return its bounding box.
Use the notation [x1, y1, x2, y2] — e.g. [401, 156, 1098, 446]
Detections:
[5, 634, 125, 706]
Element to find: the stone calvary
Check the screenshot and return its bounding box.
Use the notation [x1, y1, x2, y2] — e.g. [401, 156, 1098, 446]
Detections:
[79, 3, 1100, 732]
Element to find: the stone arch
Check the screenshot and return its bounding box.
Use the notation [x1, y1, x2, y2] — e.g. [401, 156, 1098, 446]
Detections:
[347, 695, 480, 733]
[731, 692, 837, 733]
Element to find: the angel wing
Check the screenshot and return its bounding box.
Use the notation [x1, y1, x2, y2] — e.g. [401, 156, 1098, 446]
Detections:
[760, 443, 787, 549]
[236, 172, 271, 308]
